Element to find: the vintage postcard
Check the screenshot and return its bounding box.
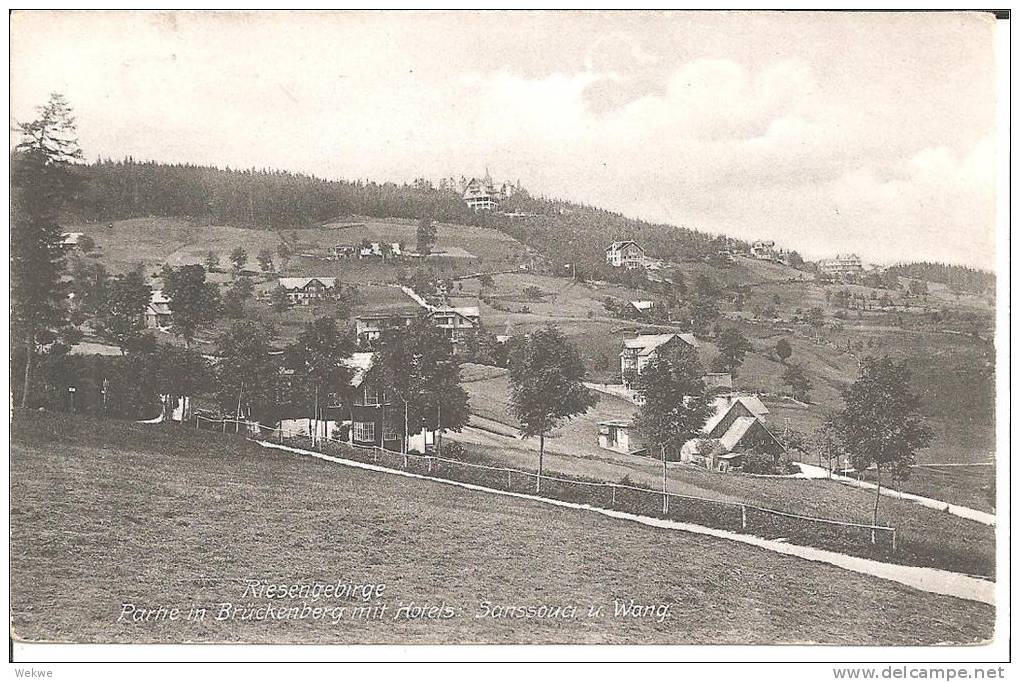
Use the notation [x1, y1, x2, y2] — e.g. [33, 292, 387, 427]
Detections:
[7, 8, 1009, 668]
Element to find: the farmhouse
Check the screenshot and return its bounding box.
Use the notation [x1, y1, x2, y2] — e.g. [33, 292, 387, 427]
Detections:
[679, 396, 784, 472]
[59, 232, 85, 249]
[629, 300, 654, 315]
[750, 240, 776, 260]
[818, 253, 863, 279]
[144, 290, 172, 329]
[344, 352, 434, 453]
[328, 244, 356, 260]
[605, 241, 646, 268]
[277, 277, 338, 304]
[358, 242, 403, 259]
[354, 311, 419, 345]
[427, 306, 480, 344]
[620, 333, 699, 385]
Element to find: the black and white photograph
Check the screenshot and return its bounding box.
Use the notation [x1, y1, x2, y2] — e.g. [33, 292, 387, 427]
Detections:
[6, 8, 1010, 668]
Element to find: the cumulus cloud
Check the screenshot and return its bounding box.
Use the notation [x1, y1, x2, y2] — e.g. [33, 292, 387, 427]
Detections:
[11, 11, 997, 269]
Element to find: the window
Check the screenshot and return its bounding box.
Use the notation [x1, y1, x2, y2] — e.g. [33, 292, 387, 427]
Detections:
[353, 421, 375, 443]
[363, 386, 380, 406]
[382, 419, 400, 441]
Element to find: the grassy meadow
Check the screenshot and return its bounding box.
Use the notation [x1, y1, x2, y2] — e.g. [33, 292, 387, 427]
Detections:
[10, 412, 994, 645]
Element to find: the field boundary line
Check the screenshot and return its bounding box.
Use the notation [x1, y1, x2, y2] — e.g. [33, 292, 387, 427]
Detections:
[254, 439, 994, 606]
[827, 471, 995, 526]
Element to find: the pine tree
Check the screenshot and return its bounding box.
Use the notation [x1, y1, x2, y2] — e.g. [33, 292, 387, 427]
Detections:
[11, 93, 83, 407]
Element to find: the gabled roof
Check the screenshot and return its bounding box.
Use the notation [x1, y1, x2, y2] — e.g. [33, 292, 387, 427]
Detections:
[343, 352, 375, 388]
[719, 416, 758, 451]
[147, 289, 172, 315]
[355, 310, 419, 322]
[702, 395, 770, 436]
[733, 395, 769, 419]
[278, 277, 338, 290]
[428, 306, 479, 323]
[701, 396, 732, 435]
[606, 240, 643, 253]
[621, 333, 698, 357]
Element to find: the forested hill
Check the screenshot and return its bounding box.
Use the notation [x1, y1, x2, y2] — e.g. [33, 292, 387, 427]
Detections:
[884, 262, 995, 294]
[66, 159, 474, 228]
[63, 159, 725, 271]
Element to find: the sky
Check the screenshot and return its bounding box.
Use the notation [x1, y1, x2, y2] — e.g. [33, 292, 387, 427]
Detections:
[10, 11, 1001, 269]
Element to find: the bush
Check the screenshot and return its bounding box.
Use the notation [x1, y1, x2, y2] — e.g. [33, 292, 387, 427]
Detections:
[741, 450, 781, 475]
[442, 441, 465, 460]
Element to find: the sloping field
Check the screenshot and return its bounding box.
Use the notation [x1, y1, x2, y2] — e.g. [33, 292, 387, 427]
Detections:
[66, 217, 284, 275]
[454, 370, 995, 577]
[10, 413, 992, 645]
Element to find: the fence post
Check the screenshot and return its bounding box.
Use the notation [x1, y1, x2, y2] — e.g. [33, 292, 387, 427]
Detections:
[741, 505, 747, 530]
[870, 528, 876, 544]
[611, 486, 616, 507]
[892, 529, 897, 551]
[427, 457, 432, 474]
[222, 420, 226, 434]
[507, 470, 512, 490]
[194, 415, 199, 429]
[278, 427, 283, 443]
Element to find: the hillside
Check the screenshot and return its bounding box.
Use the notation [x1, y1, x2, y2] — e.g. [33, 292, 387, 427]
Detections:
[62, 159, 732, 274]
[64, 210, 996, 472]
[10, 412, 993, 645]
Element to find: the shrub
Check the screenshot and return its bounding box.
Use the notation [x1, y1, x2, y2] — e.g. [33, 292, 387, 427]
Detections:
[442, 441, 465, 460]
[741, 450, 780, 475]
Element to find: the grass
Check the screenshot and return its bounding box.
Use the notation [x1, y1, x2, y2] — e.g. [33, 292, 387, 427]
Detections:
[10, 412, 993, 644]
[858, 465, 996, 514]
[453, 371, 995, 577]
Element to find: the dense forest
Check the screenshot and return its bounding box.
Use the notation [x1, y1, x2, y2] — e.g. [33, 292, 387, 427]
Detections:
[63, 159, 723, 271]
[67, 159, 476, 228]
[884, 262, 995, 295]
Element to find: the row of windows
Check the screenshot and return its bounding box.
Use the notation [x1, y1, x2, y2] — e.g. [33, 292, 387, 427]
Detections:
[353, 420, 402, 442]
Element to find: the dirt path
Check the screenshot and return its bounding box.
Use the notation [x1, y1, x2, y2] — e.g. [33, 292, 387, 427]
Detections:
[256, 440, 995, 606]
[462, 419, 997, 527]
[796, 463, 996, 526]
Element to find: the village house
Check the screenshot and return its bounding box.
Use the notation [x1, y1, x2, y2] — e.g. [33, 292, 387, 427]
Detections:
[597, 419, 647, 456]
[358, 242, 403, 260]
[277, 277, 338, 304]
[328, 244, 356, 260]
[427, 305, 480, 345]
[679, 396, 785, 472]
[750, 240, 777, 260]
[345, 352, 402, 450]
[605, 240, 646, 268]
[144, 290, 172, 329]
[629, 300, 654, 315]
[818, 253, 863, 280]
[59, 232, 85, 250]
[344, 352, 435, 453]
[461, 170, 517, 211]
[354, 311, 419, 346]
[620, 333, 699, 386]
